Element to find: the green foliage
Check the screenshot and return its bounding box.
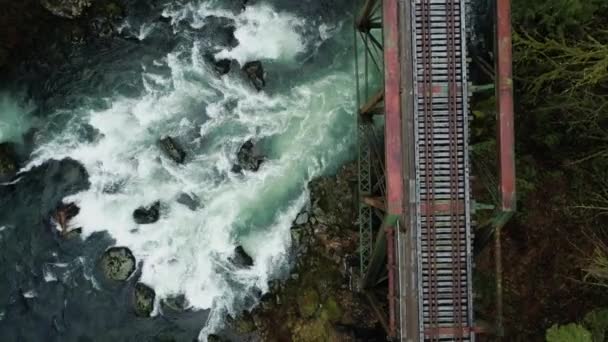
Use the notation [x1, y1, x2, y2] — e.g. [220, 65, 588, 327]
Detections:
[512, 0, 608, 166]
[513, 0, 607, 36]
[584, 308, 608, 341]
[510, 0, 608, 339]
[514, 30, 608, 97]
[584, 240, 608, 286]
[320, 297, 342, 323]
[546, 323, 592, 342]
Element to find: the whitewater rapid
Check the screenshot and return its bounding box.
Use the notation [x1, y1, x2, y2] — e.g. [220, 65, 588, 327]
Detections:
[22, 1, 354, 339]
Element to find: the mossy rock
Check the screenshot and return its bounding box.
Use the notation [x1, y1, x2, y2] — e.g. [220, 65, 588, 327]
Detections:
[292, 319, 331, 342]
[100, 247, 136, 281]
[103, 2, 123, 17]
[234, 311, 256, 334]
[320, 297, 342, 323]
[297, 288, 320, 318]
[133, 282, 155, 317]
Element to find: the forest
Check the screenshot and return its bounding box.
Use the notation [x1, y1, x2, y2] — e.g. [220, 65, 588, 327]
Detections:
[474, 0, 608, 340]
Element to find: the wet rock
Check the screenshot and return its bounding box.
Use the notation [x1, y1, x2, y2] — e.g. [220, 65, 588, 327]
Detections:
[133, 201, 160, 224]
[260, 292, 274, 311]
[232, 140, 264, 173]
[207, 335, 230, 342]
[100, 247, 136, 281]
[231, 245, 254, 267]
[176, 193, 199, 211]
[53, 202, 81, 237]
[40, 0, 92, 19]
[90, 17, 116, 39]
[160, 136, 186, 164]
[206, 56, 232, 75]
[242, 61, 266, 91]
[0, 143, 17, 182]
[214, 59, 232, 75]
[63, 227, 83, 239]
[161, 294, 189, 314]
[291, 228, 302, 243]
[133, 282, 155, 317]
[294, 212, 309, 226]
[220, 0, 250, 13]
[234, 311, 256, 334]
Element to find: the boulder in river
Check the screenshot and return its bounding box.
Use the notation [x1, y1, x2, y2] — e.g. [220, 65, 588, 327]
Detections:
[100, 247, 136, 281]
[160, 294, 189, 315]
[53, 202, 81, 237]
[40, 0, 92, 19]
[214, 58, 232, 75]
[176, 192, 200, 211]
[204, 53, 234, 76]
[207, 334, 231, 342]
[133, 201, 160, 224]
[133, 282, 155, 317]
[159, 136, 186, 164]
[242, 61, 266, 91]
[231, 245, 254, 268]
[0, 142, 17, 182]
[294, 212, 309, 226]
[214, 59, 232, 75]
[232, 140, 264, 173]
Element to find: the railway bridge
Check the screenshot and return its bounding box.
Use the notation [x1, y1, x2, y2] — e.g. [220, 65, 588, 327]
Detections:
[353, 0, 515, 340]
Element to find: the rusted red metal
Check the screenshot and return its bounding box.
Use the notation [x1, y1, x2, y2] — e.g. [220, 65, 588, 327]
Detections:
[383, 0, 402, 337]
[496, 0, 516, 212]
[358, 90, 384, 117]
[383, 0, 403, 216]
[363, 196, 387, 211]
[420, 200, 466, 215]
[424, 325, 476, 337]
[417, 83, 463, 97]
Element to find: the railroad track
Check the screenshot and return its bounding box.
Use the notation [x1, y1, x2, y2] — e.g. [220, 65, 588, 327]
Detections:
[414, 0, 473, 340]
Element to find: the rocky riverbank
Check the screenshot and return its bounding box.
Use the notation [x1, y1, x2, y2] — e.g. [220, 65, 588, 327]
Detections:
[221, 163, 384, 342]
[0, 0, 125, 78]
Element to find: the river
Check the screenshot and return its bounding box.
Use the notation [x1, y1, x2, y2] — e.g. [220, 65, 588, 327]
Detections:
[0, 0, 355, 340]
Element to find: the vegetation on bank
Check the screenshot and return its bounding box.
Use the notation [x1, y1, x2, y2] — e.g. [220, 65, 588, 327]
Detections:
[473, 0, 608, 339]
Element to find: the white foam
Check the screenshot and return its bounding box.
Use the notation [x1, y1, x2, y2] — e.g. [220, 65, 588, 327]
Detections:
[25, 1, 354, 340]
[138, 23, 156, 40]
[22, 290, 37, 298]
[215, 4, 306, 64]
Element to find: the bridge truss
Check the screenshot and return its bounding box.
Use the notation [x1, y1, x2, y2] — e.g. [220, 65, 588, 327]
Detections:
[353, 0, 515, 340]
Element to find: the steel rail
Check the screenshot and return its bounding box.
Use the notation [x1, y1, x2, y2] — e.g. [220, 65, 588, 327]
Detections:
[419, 0, 439, 339]
[446, 0, 465, 339]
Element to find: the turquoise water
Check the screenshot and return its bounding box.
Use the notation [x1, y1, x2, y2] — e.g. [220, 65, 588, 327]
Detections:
[0, 0, 356, 340]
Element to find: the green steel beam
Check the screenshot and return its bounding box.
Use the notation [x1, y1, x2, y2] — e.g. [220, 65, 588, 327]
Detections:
[361, 214, 400, 289]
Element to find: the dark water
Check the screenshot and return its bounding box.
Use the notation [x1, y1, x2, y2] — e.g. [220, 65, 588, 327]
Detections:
[0, 0, 355, 341]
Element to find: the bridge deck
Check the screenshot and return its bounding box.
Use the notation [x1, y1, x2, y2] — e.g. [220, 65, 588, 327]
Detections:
[395, 0, 474, 340]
